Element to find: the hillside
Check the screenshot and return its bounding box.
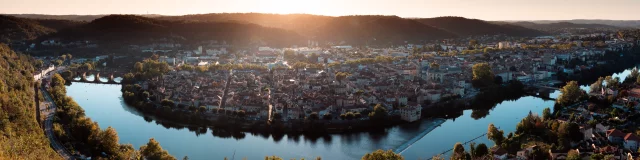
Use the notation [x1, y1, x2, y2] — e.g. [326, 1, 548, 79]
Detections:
[414, 17, 546, 37]
[50, 15, 305, 47]
[527, 20, 640, 28]
[34, 19, 85, 30]
[0, 15, 55, 43]
[160, 13, 333, 36]
[0, 44, 61, 159]
[313, 15, 456, 45]
[510, 21, 620, 32]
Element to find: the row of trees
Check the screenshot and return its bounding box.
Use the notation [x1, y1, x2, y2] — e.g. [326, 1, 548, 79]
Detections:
[50, 73, 176, 159]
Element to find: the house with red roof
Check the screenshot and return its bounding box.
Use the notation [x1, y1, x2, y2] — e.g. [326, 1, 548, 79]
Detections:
[624, 133, 640, 151]
[606, 129, 626, 143]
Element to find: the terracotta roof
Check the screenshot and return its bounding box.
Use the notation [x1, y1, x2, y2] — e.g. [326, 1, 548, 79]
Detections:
[607, 129, 625, 138]
[491, 147, 508, 155]
[625, 133, 640, 142]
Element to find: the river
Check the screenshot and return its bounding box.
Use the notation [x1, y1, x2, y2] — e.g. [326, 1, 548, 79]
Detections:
[65, 66, 637, 160]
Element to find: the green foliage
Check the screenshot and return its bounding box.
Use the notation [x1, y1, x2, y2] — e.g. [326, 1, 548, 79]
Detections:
[0, 44, 60, 159]
[604, 76, 620, 89]
[556, 81, 584, 106]
[558, 122, 583, 142]
[590, 77, 604, 93]
[0, 15, 55, 43]
[307, 112, 319, 120]
[368, 104, 388, 121]
[474, 143, 489, 158]
[472, 63, 495, 88]
[542, 108, 552, 120]
[140, 138, 176, 160]
[487, 123, 504, 145]
[133, 59, 170, 81]
[604, 155, 615, 160]
[625, 68, 639, 84]
[265, 156, 283, 160]
[590, 153, 604, 160]
[344, 56, 397, 65]
[451, 142, 466, 160]
[335, 72, 351, 82]
[567, 150, 580, 160]
[361, 149, 404, 160]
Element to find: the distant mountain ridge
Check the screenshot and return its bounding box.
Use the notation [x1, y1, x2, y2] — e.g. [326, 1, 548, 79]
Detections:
[3, 13, 637, 46]
[48, 15, 306, 47]
[522, 20, 640, 28]
[0, 15, 55, 43]
[414, 16, 545, 37]
[508, 21, 621, 33]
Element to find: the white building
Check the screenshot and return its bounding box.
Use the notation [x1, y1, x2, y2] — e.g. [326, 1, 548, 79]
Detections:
[399, 102, 422, 122]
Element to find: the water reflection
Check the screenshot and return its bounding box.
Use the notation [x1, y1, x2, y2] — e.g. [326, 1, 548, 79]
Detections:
[65, 65, 639, 160]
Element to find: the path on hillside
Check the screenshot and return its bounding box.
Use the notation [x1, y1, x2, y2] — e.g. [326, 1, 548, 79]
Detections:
[41, 88, 74, 159]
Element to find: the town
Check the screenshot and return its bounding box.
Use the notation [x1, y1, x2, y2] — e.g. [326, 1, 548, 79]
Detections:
[26, 27, 640, 159]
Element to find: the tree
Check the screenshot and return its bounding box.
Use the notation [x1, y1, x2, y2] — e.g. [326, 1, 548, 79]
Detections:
[429, 63, 440, 70]
[604, 76, 619, 89]
[469, 39, 478, 47]
[118, 144, 140, 160]
[468, 142, 476, 158]
[590, 153, 604, 160]
[161, 99, 175, 107]
[559, 122, 583, 142]
[51, 73, 66, 87]
[346, 112, 355, 120]
[637, 75, 640, 85]
[361, 149, 404, 160]
[431, 155, 445, 160]
[368, 104, 388, 121]
[542, 108, 552, 120]
[35, 59, 44, 68]
[134, 62, 144, 73]
[567, 150, 580, 160]
[604, 155, 615, 160]
[140, 138, 176, 160]
[308, 112, 319, 120]
[335, 72, 350, 83]
[474, 143, 489, 158]
[265, 156, 283, 160]
[590, 77, 604, 93]
[322, 113, 332, 120]
[452, 142, 466, 160]
[626, 68, 639, 83]
[53, 59, 63, 66]
[237, 110, 246, 118]
[98, 127, 120, 156]
[556, 81, 583, 106]
[196, 66, 208, 73]
[472, 63, 495, 88]
[198, 106, 207, 113]
[487, 123, 504, 145]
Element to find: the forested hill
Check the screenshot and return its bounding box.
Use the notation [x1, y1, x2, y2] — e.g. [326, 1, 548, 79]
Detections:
[0, 44, 61, 159]
[414, 17, 546, 37]
[48, 15, 306, 47]
[312, 15, 457, 45]
[162, 14, 459, 45]
[0, 15, 55, 43]
[508, 21, 621, 33]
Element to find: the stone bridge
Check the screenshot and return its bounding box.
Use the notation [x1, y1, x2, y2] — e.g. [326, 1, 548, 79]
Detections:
[69, 68, 129, 84]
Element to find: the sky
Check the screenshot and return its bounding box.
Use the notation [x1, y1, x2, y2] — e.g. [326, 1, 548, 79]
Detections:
[2, 0, 640, 20]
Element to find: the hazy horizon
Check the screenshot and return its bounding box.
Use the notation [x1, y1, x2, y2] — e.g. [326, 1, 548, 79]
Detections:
[3, 0, 640, 21]
[3, 12, 640, 21]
